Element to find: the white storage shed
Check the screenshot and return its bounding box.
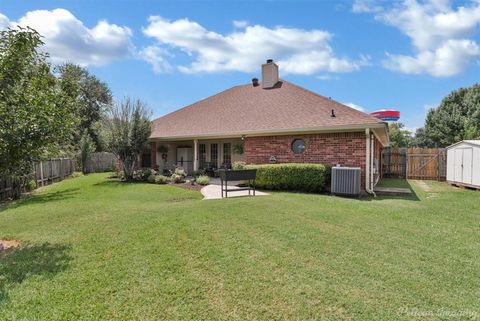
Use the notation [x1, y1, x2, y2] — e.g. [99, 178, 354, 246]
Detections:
[446, 140, 480, 189]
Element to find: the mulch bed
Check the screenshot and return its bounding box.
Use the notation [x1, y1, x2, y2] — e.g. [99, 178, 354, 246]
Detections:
[171, 183, 204, 192]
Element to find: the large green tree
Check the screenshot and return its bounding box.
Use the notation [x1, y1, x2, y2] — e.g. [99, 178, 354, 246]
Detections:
[419, 84, 480, 147]
[388, 122, 413, 147]
[0, 27, 78, 198]
[57, 63, 112, 151]
[103, 98, 151, 180]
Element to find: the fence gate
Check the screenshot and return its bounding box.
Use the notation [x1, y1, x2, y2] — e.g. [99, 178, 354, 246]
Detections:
[406, 148, 446, 180]
[382, 147, 446, 181]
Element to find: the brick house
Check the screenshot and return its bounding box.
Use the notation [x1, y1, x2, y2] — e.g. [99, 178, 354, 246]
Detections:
[149, 60, 389, 192]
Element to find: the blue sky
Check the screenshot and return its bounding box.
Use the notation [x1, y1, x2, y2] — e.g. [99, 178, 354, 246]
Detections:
[1, 0, 479, 130]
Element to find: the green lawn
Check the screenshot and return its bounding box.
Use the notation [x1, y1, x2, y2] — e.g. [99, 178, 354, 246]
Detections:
[0, 174, 478, 320]
[376, 178, 413, 189]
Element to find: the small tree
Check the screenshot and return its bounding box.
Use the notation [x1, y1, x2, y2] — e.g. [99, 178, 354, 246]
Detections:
[79, 130, 96, 174]
[57, 63, 112, 151]
[0, 27, 77, 198]
[421, 84, 480, 147]
[103, 98, 151, 180]
[388, 122, 413, 147]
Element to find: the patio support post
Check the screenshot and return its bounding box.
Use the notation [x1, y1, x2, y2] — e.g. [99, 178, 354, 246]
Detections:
[193, 139, 199, 171]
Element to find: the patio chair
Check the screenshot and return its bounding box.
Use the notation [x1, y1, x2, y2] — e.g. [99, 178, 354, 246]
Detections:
[203, 162, 216, 177]
[214, 162, 231, 177]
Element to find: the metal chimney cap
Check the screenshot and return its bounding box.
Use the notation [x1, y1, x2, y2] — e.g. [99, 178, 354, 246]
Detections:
[266, 59, 273, 63]
[251, 78, 259, 87]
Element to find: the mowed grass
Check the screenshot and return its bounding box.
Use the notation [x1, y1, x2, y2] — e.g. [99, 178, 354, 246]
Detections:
[376, 178, 413, 189]
[0, 173, 479, 321]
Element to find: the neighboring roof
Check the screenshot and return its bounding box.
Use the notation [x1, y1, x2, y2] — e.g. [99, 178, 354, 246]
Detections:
[151, 80, 388, 145]
[446, 140, 480, 149]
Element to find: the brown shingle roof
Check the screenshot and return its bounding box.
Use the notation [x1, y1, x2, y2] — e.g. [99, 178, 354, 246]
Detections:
[151, 80, 386, 140]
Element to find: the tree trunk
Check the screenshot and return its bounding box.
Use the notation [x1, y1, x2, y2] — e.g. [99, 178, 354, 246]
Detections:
[11, 176, 27, 200]
[121, 156, 135, 181]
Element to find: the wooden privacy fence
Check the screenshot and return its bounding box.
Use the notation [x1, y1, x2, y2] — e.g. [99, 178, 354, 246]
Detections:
[382, 147, 446, 181]
[381, 147, 407, 178]
[83, 152, 117, 173]
[0, 158, 74, 200]
[34, 158, 74, 186]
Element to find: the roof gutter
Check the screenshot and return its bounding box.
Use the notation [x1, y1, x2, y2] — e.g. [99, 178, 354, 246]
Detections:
[150, 123, 388, 142]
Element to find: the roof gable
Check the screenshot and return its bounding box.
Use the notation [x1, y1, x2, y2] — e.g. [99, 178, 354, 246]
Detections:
[447, 140, 480, 149]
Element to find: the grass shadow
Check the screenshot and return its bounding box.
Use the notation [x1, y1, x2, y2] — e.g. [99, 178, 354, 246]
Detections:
[368, 179, 420, 202]
[0, 242, 72, 304]
[0, 188, 80, 213]
[92, 178, 148, 188]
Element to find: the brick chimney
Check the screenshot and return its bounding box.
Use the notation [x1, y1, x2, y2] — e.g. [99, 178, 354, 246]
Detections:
[262, 59, 279, 89]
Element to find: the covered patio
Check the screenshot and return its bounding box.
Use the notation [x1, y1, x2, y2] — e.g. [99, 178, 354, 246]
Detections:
[150, 138, 244, 175]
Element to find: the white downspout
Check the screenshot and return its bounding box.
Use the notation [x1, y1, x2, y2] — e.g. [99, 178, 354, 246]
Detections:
[371, 135, 375, 191]
[365, 129, 375, 195]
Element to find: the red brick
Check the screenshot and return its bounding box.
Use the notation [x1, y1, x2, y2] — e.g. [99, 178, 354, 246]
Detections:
[244, 132, 369, 188]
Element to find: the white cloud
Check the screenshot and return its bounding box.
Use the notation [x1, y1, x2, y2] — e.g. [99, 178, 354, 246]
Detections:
[233, 20, 249, 28]
[0, 13, 9, 29]
[355, 0, 480, 77]
[379, 0, 480, 51]
[0, 9, 134, 66]
[138, 45, 173, 73]
[316, 74, 339, 80]
[343, 102, 366, 112]
[142, 16, 367, 75]
[384, 39, 480, 76]
[352, 0, 383, 13]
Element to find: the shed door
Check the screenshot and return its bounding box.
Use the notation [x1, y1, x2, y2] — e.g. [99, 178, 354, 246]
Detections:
[454, 149, 463, 182]
[462, 148, 473, 184]
[446, 148, 455, 181]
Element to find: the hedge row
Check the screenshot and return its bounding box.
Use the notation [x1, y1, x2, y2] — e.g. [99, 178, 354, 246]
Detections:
[245, 163, 331, 193]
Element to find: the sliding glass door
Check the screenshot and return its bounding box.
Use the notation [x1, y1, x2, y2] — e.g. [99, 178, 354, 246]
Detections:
[210, 143, 218, 168]
[223, 143, 231, 166]
[199, 144, 206, 169]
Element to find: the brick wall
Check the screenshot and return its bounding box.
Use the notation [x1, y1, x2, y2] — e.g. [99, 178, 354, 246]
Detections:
[244, 132, 368, 188]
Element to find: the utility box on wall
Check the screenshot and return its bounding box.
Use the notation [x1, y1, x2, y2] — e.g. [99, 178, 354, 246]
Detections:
[446, 140, 480, 189]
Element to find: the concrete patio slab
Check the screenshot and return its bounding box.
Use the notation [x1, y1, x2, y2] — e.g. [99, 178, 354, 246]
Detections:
[201, 179, 269, 200]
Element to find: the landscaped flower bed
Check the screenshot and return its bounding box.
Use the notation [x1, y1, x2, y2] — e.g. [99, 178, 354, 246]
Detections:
[125, 167, 209, 190]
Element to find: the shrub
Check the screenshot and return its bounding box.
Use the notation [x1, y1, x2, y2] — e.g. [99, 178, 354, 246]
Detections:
[26, 179, 37, 191]
[133, 168, 156, 181]
[155, 175, 168, 184]
[174, 167, 186, 177]
[147, 174, 156, 183]
[192, 169, 206, 177]
[245, 163, 330, 193]
[196, 175, 210, 186]
[170, 173, 184, 184]
[71, 172, 84, 178]
[232, 161, 246, 170]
